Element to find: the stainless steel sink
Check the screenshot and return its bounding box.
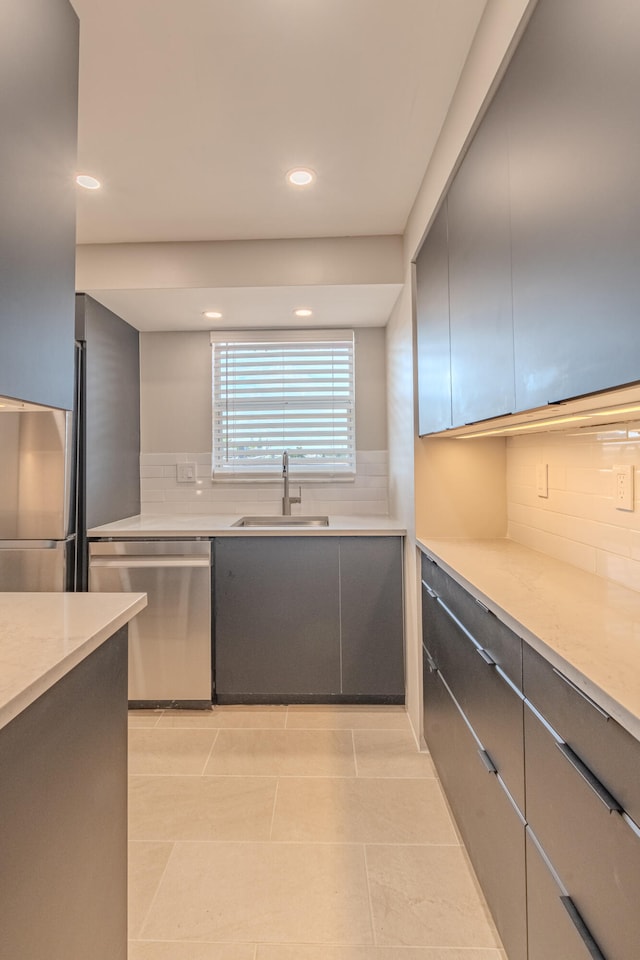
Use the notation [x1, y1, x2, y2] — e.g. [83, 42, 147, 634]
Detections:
[232, 515, 330, 527]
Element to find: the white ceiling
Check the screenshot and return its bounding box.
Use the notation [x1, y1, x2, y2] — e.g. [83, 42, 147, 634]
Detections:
[71, 0, 488, 329]
[85, 284, 404, 331]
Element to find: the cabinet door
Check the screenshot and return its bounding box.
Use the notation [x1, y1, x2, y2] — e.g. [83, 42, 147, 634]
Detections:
[422, 568, 524, 811]
[448, 85, 515, 425]
[525, 702, 640, 960]
[214, 537, 340, 699]
[524, 641, 640, 824]
[422, 646, 527, 960]
[415, 202, 452, 435]
[0, 0, 78, 410]
[339, 537, 404, 698]
[422, 553, 522, 688]
[508, 0, 640, 408]
[526, 830, 604, 960]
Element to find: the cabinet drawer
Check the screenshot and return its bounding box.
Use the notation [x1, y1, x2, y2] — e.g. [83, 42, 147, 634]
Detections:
[526, 829, 605, 960]
[421, 553, 522, 688]
[523, 642, 640, 823]
[525, 702, 640, 960]
[422, 578, 525, 811]
[422, 648, 527, 960]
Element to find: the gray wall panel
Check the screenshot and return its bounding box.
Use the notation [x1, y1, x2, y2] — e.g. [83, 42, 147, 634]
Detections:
[0, 629, 128, 960]
[79, 294, 141, 528]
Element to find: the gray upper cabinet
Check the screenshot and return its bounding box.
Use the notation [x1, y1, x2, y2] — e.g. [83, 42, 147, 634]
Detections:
[448, 85, 515, 425]
[414, 0, 640, 427]
[415, 202, 452, 435]
[0, 0, 79, 410]
[508, 0, 640, 408]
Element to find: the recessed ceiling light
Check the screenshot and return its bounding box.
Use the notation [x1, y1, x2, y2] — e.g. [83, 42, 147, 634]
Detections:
[294, 308, 313, 318]
[287, 168, 315, 187]
[76, 174, 101, 190]
[203, 310, 223, 319]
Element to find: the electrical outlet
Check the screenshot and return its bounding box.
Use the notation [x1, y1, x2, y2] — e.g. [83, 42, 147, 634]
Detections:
[613, 464, 634, 511]
[177, 461, 197, 483]
[536, 463, 549, 498]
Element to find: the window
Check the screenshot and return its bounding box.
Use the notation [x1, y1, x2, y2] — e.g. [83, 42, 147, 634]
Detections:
[211, 329, 355, 479]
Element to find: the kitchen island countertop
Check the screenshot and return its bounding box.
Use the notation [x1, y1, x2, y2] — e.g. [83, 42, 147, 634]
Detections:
[88, 513, 406, 538]
[0, 591, 147, 731]
[418, 537, 640, 742]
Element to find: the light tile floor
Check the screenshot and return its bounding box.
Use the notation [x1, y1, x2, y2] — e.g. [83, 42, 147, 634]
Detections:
[128, 705, 507, 960]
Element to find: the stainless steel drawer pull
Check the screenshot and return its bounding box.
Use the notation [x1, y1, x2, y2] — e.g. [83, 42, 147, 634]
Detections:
[421, 580, 438, 599]
[90, 557, 211, 568]
[478, 749, 497, 774]
[474, 596, 489, 613]
[559, 896, 606, 960]
[476, 646, 495, 666]
[556, 742, 622, 814]
[552, 668, 611, 720]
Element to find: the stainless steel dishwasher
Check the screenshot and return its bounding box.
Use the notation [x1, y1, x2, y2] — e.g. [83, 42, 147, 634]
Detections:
[89, 540, 212, 706]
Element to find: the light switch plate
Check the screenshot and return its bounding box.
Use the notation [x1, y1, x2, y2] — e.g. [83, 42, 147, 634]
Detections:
[613, 464, 634, 511]
[536, 463, 549, 498]
[177, 461, 197, 483]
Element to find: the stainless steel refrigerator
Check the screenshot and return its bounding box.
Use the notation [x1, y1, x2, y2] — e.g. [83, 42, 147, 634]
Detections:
[0, 295, 141, 592]
[0, 400, 76, 590]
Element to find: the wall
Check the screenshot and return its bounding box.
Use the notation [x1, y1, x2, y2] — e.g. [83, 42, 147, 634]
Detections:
[386, 276, 419, 740]
[139, 327, 389, 516]
[385, 0, 534, 746]
[404, 0, 536, 262]
[507, 428, 640, 593]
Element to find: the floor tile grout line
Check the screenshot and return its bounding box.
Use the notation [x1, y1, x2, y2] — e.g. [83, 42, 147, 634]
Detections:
[351, 728, 358, 777]
[362, 842, 378, 947]
[131, 839, 176, 941]
[129, 772, 438, 779]
[199, 727, 220, 774]
[268, 779, 280, 840]
[128, 838, 462, 848]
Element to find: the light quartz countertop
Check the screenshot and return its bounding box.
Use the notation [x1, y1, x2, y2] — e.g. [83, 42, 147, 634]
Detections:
[88, 514, 406, 538]
[418, 537, 640, 742]
[0, 591, 147, 731]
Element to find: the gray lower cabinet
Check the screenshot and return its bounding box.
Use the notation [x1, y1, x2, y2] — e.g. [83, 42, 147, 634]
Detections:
[421, 635, 527, 960]
[214, 537, 341, 699]
[422, 549, 640, 959]
[526, 830, 602, 960]
[422, 555, 524, 809]
[0, 628, 128, 960]
[0, 0, 78, 410]
[214, 536, 403, 702]
[524, 701, 640, 960]
[523, 642, 640, 825]
[339, 537, 404, 697]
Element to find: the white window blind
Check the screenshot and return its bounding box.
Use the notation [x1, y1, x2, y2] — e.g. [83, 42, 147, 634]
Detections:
[211, 330, 356, 479]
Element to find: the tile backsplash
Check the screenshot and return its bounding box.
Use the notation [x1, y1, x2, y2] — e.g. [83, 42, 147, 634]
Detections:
[507, 426, 640, 593]
[140, 450, 389, 516]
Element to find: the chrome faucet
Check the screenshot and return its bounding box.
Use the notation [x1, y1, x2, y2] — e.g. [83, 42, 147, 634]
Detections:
[281, 450, 301, 515]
